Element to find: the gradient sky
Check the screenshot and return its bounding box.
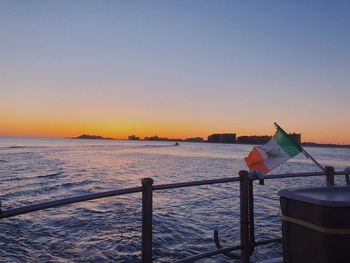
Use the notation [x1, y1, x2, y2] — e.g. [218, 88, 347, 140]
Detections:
[1, 1, 350, 143]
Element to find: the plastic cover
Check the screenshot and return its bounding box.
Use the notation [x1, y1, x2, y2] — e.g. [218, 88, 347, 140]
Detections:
[278, 186, 350, 207]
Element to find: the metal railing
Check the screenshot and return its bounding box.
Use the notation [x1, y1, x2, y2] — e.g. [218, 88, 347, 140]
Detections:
[0, 166, 349, 262]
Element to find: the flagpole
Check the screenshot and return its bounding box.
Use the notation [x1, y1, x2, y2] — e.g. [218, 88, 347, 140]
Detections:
[300, 149, 325, 172]
[274, 122, 325, 171]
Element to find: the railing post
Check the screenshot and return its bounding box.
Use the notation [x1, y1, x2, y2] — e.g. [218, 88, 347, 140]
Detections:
[345, 167, 350, 185]
[239, 170, 250, 263]
[142, 178, 154, 263]
[325, 166, 335, 186]
[248, 175, 255, 256]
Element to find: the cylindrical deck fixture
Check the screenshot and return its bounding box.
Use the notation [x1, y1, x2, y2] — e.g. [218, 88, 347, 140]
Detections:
[142, 178, 154, 263]
[239, 170, 250, 263]
[325, 166, 335, 186]
[279, 186, 350, 263]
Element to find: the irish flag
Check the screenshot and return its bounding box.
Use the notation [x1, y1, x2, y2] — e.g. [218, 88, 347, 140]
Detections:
[245, 128, 301, 174]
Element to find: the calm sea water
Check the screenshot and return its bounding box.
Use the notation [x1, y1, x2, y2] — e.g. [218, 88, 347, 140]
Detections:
[0, 138, 349, 262]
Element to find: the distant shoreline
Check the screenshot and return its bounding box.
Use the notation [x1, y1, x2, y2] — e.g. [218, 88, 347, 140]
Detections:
[301, 142, 350, 149]
[71, 134, 350, 149]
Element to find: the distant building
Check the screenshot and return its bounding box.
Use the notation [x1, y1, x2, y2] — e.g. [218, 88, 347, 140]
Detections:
[128, 135, 140, 140]
[144, 136, 183, 142]
[237, 135, 271, 144]
[288, 133, 301, 145]
[236, 133, 301, 145]
[144, 135, 161, 141]
[184, 137, 204, 142]
[207, 133, 236, 143]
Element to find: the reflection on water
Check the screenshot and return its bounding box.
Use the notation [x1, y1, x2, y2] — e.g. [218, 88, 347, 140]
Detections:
[0, 138, 349, 262]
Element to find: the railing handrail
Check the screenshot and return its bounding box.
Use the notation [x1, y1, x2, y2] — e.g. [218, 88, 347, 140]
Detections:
[153, 177, 240, 190]
[0, 186, 143, 219]
[1, 170, 348, 219]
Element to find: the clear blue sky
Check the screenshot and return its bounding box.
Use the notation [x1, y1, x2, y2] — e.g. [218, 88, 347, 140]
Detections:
[1, 1, 350, 143]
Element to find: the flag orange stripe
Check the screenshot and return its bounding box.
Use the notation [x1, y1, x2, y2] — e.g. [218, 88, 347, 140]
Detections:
[244, 147, 270, 174]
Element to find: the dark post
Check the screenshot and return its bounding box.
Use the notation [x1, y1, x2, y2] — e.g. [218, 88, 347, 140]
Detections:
[142, 178, 154, 263]
[239, 170, 250, 263]
[345, 168, 350, 185]
[325, 166, 335, 186]
[248, 177, 255, 256]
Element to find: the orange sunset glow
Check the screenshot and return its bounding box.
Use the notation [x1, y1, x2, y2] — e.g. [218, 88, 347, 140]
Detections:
[1, 1, 350, 144]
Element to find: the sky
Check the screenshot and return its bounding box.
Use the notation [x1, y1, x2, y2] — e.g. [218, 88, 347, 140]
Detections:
[1, 1, 350, 143]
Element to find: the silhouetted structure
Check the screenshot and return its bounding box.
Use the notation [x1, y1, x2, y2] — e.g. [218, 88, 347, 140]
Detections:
[128, 135, 140, 140]
[144, 136, 182, 142]
[237, 135, 271, 144]
[288, 133, 301, 144]
[144, 136, 162, 141]
[237, 133, 301, 145]
[236, 133, 301, 145]
[207, 133, 236, 143]
[184, 137, 204, 142]
[74, 134, 113, 140]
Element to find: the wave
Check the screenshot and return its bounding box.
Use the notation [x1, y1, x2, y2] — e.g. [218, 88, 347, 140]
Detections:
[85, 144, 179, 149]
[37, 171, 64, 178]
[141, 144, 179, 148]
[1, 146, 47, 149]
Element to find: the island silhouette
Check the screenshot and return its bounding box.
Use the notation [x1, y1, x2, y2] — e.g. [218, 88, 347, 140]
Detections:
[73, 134, 114, 140]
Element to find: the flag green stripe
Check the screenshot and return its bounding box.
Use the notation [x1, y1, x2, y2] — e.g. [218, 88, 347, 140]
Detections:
[273, 130, 300, 157]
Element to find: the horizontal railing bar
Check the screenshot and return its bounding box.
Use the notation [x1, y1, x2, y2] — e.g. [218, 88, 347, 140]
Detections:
[262, 172, 325, 180]
[255, 237, 282, 246]
[335, 171, 350, 175]
[174, 245, 242, 263]
[173, 237, 282, 262]
[0, 187, 142, 219]
[1, 170, 347, 219]
[261, 171, 349, 180]
[153, 177, 240, 191]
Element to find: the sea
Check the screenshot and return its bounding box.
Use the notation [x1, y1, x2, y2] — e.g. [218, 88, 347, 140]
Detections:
[0, 137, 349, 262]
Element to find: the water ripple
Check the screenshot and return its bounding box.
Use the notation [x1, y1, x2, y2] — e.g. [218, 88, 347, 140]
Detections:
[0, 138, 349, 262]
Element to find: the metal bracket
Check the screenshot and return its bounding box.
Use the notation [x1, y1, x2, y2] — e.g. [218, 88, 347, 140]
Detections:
[213, 227, 240, 259]
[250, 170, 265, 185]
